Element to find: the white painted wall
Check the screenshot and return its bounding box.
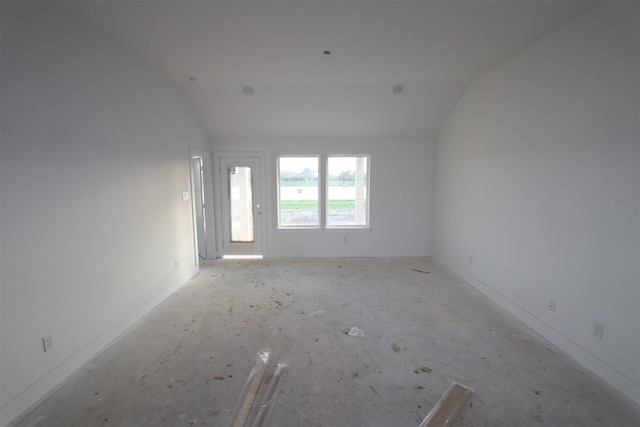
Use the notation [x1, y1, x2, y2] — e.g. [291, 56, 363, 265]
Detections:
[434, 3, 640, 404]
[0, 3, 210, 425]
[212, 138, 434, 257]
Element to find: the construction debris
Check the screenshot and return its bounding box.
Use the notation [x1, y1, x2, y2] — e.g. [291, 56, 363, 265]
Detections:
[418, 381, 474, 427]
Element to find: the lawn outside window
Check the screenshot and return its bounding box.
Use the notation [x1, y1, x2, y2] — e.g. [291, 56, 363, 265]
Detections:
[326, 155, 369, 228]
[277, 154, 370, 229]
[277, 156, 320, 228]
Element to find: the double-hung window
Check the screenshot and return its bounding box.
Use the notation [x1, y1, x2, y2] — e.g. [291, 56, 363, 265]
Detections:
[326, 156, 368, 227]
[277, 156, 320, 227]
[277, 155, 369, 229]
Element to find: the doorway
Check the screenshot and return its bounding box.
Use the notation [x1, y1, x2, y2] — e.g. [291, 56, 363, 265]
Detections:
[189, 147, 215, 262]
[216, 155, 264, 257]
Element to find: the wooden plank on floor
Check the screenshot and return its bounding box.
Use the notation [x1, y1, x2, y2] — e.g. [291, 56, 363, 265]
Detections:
[419, 382, 474, 427]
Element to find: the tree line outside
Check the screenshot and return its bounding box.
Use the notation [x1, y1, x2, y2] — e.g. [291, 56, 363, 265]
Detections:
[279, 169, 366, 187]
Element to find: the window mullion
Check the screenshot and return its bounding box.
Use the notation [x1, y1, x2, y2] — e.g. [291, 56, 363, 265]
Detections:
[319, 155, 327, 229]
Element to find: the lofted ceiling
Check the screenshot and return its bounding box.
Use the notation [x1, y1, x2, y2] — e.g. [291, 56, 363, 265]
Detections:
[62, 1, 595, 140]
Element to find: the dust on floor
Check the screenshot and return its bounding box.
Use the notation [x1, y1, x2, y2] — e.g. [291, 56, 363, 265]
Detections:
[11, 258, 640, 427]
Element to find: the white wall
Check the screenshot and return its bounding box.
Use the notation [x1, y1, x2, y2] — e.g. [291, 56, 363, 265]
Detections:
[0, 3, 210, 425]
[434, 2, 639, 404]
[212, 137, 434, 257]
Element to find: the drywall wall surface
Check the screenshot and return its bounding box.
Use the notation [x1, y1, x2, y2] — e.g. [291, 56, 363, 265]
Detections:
[434, 2, 639, 403]
[212, 137, 434, 257]
[0, 3, 210, 424]
[637, 4, 640, 403]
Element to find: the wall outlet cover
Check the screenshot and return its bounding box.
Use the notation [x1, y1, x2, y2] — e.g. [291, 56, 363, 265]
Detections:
[42, 334, 54, 352]
[593, 322, 604, 339]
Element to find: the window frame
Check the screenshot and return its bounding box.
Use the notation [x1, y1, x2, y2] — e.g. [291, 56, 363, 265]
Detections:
[325, 155, 370, 229]
[276, 154, 371, 230]
[276, 154, 321, 229]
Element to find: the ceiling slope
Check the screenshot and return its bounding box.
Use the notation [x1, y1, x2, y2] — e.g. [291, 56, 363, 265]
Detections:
[62, 1, 594, 139]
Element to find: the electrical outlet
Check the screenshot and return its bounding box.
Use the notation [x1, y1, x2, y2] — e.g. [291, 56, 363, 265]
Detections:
[42, 333, 54, 352]
[593, 322, 604, 339]
[547, 298, 556, 312]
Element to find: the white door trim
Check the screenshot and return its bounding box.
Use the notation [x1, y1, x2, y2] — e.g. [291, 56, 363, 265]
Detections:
[189, 147, 216, 261]
[213, 151, 267, 258]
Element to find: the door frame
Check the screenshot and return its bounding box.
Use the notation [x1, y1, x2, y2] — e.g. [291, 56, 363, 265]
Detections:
[189, 147, 216, 262]
[213, 151, 267, 258]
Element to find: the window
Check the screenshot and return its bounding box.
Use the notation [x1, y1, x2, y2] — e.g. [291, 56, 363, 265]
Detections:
[277, 155, 370, 229]
[277, 156, 319, 227]
[327, 156, 368, 227]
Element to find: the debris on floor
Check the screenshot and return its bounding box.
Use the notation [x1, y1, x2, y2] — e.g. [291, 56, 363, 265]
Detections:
[418, 381, 474, 427]
[348, 327, 364, 337]
[227, 348, 270, 427]
[13, 258, 640, 427]
[226, 348, 289, 427]
[252, 363, 287, 427]
[307, 310, 324, 317]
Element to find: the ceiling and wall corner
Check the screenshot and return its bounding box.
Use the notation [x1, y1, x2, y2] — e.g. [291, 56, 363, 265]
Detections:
[61, 0, 596, 139]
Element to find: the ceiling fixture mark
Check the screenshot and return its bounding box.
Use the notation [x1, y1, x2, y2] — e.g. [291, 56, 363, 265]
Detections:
[392, 85, 404, 95]
[242, 86, 255, 96]
[323, 50, 331, 55]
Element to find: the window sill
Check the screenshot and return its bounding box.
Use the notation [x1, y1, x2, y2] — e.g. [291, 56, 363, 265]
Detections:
[277, 226, 322, 232]
[276, 226, 371, 233]
[325, 226, 371, 232]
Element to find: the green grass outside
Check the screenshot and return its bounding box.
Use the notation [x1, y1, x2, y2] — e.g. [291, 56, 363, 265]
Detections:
[280, 200, 366, 210]
[279, 180, 318, 187]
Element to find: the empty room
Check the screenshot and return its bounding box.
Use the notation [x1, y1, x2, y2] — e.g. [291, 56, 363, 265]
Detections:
[1, 1, 639, 426]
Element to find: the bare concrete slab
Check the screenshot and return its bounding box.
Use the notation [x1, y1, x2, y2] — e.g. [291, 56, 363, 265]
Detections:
[11, 258, 640, 427]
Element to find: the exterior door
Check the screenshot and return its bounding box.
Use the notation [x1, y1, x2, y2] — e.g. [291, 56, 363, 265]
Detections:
[219, 156, 263, 256]
[191, 155, 207, 259]
[190, 147, 215, 262]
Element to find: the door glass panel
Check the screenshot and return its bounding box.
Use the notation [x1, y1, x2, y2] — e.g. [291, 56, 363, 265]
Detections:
[228, 166, 254, 242]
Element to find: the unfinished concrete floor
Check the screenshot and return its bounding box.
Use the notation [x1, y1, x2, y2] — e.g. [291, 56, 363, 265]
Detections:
[12, 258, 640, 427]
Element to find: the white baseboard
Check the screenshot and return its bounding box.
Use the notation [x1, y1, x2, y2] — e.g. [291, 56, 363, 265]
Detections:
[433, 255, 640, 406]
[1, 268, 198, 427]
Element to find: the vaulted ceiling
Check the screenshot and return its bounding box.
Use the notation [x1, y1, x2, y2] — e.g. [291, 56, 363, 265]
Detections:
[62, 1, 594, 140]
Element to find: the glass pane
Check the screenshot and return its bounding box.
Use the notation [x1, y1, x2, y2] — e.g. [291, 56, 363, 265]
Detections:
[327, 156, 368, 226]
[278, 157, 319, 227]
[229, 166, 254, 242]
